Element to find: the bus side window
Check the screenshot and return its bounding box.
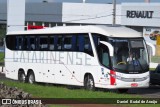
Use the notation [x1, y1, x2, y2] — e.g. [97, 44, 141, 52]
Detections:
[63, 36, 72, 51]
[6, 35, 16, 50]
[23, 36, 29, 50]
[78, 35, 84, 52]
[57, 36, 62, 50]
[15, 36, 23, 50]
[84, 36, 93, 56]
[29, 36, 36, 50]
[49, 36, 54, 51]
[93, 35, 98, 49]
[78, 35, 93, 56]
[39, 36, 49, 51]
[15, 36, 19, 50]
[54, 36, 58, 50]
[72, 35, 77, 51]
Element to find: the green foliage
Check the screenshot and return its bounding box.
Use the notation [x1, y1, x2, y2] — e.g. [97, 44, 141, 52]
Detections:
[0, 52, 4, 62]
[0, 27, 6, 40]
[151, 56, 160, 63]
[2, 80, 140, 98]
[1, 80, 160, 107]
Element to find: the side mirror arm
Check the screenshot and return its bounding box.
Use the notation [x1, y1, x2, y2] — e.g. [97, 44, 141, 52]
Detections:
[100, 41, 114, 56]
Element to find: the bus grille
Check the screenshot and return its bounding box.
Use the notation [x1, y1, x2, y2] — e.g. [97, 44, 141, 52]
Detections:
[120, 77, 148, 82]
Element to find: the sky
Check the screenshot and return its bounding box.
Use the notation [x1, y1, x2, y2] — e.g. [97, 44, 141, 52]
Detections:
[0, 0, 160, 3]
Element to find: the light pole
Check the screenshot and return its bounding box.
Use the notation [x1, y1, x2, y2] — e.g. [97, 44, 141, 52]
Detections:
[113, 0, 116, 25]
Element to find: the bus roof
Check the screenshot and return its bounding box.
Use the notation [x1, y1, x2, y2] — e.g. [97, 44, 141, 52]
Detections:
[7, 25, 142, 38]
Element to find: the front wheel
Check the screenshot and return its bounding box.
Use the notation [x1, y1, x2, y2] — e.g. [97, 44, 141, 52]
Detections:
[27, 72, 35, 84]
[84, 75, 95, 91]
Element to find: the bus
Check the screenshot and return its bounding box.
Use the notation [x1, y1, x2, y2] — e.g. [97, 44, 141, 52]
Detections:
[5, 25, 150, 92]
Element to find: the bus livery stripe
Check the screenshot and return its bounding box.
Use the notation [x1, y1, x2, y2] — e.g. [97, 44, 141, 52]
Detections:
[110, 70, 116, 85]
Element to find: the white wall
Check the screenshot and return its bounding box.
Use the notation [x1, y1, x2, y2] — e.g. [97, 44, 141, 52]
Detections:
[62, 3, 121, 25]
[121, 3, 160, 27]
[7, 0, 25, 32]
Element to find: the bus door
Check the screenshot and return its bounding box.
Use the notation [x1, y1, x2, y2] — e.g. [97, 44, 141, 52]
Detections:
[96, 42, 112, 85]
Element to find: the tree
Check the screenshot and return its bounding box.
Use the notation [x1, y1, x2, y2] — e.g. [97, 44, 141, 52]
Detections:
[0, 25, 6, 46]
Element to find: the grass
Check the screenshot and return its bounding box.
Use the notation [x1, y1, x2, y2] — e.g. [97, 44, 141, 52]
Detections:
[0, 52, 4, 62]
[151, 56, 160, 63]
[150, 68, 156, 71]
[1, 80, 160, 107]
[1, 80, 139, 98]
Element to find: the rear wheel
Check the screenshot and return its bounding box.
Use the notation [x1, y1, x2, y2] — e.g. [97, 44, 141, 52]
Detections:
[27, 72, 35, 84]
[18, 71, 26, 83]
[84, 75, 95, 91]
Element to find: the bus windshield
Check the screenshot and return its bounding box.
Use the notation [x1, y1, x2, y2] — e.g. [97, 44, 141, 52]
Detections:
[109, 38, 149, 74]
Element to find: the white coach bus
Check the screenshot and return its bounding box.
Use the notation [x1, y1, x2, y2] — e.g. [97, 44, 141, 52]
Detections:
[5, 25, 150, 92]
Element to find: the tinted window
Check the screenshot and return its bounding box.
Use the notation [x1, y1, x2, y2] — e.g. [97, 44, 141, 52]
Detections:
[77, 35, 93, 56]
[39, 36, 48, 51]
[63, 36, 72, 51]
[29, 36, 36, 50]
[15, 36, 23, 50]
[57, 36, 62, 50]
[97, 43, 111, 68]
[49, 36, 54, 50]
[71, 35, 77, 51]
[23, 37, 29, 50]
[6, 34, 94, 56]
[92, 33, 108, 49]
[6, 36, 15, 50]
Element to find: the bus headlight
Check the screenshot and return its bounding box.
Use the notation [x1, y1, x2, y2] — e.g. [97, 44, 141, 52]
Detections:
[116, 75, 122, 80]
[110, 74, 122, 80]
[143, 75, 149, 80]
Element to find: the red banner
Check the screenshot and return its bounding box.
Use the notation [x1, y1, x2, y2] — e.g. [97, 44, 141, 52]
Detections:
[27, 25, 44, 30]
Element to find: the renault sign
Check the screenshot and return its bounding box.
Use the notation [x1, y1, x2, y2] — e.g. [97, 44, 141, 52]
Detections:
[121, 3, 160, 27]
[126, 10, 154, 19]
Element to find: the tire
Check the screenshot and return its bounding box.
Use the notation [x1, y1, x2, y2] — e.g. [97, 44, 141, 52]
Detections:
[118, 89, 128, 93]
[18, 71, 26, 83]
[84, 75, 95, 91]
[27, 72, 35, 84]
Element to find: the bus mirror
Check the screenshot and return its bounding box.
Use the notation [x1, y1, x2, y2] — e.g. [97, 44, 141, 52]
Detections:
[100, 41, 114, 56]
[146, 42, 155, 56]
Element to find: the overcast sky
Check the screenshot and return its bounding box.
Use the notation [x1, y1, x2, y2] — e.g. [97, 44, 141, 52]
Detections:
[0, 0, 160, 3]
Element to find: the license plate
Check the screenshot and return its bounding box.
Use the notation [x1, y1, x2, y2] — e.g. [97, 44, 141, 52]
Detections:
[131, 83, 138, 87]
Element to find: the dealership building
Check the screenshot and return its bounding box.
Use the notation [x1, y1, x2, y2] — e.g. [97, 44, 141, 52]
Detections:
[0, 1, 160, 56]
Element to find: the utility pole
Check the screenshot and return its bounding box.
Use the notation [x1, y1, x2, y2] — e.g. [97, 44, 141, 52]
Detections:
[113, 0, 116, 25]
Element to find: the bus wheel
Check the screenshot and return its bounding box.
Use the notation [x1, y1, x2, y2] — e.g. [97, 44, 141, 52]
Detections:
[27, 72, 35, 84]
[84, 75, 95, 91]
[18, 71, 26, 83]
[118, 89, 128, 93]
